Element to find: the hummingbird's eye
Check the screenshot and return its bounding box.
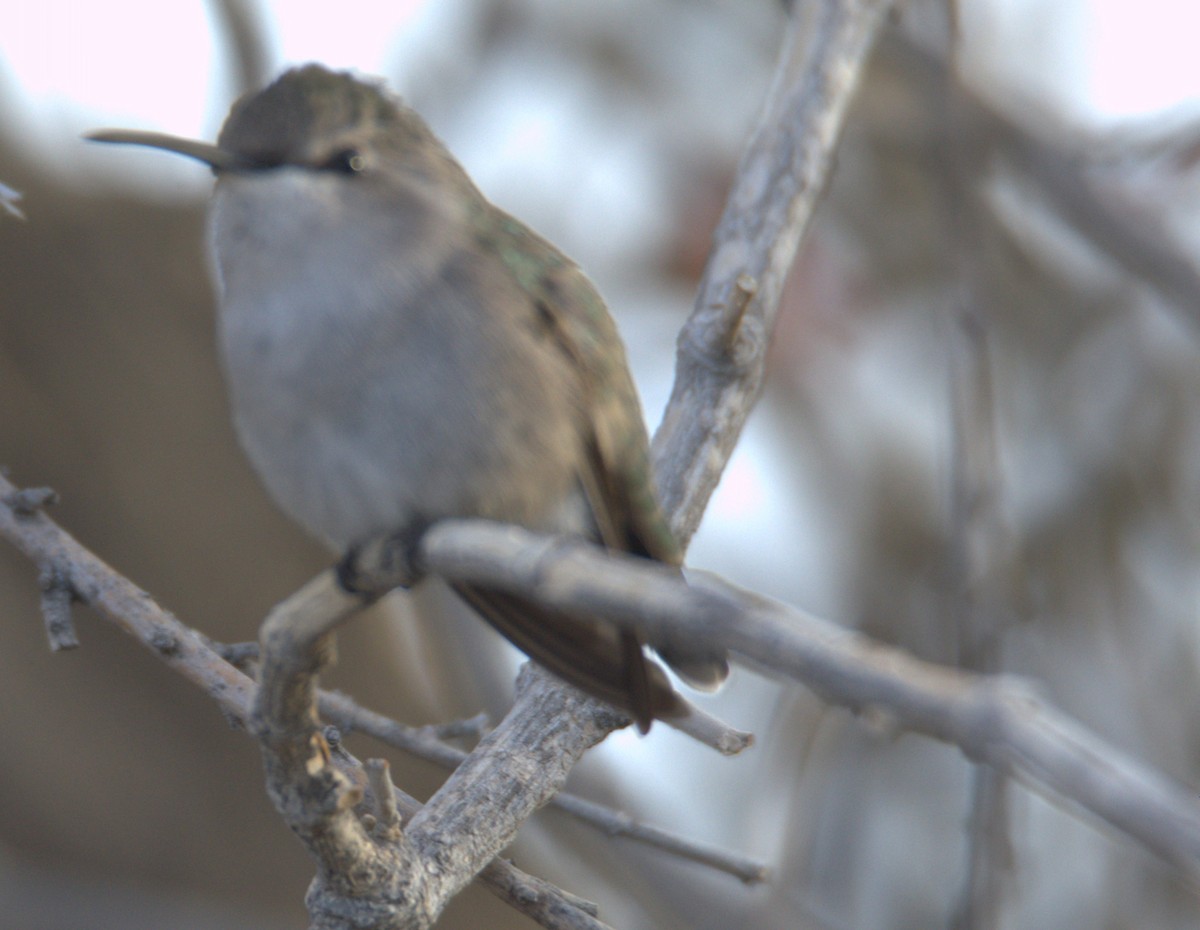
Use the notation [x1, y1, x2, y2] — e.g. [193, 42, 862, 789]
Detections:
[323, 148, 366, 175]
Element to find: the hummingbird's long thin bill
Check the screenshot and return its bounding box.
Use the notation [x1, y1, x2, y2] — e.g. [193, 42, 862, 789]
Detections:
[85, 129, 253, 172]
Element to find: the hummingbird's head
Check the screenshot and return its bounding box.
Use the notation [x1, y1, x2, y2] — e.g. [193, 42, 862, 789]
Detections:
[87, 65, 450, 184]
[216, 65, 406, 175]
[87, 65, 478, 285]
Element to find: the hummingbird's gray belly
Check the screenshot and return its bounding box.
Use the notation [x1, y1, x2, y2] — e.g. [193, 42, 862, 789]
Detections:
[216, 260, 584, 552]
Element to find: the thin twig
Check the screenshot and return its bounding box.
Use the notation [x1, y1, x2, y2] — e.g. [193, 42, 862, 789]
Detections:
[955, 766, 1010, 930]
[550, 792, 769, 885]
[364, 759, 404, 841]
[421, 712, 490, 742]
[0, 474, 257, 724]
[320, 689, 769, 884]
[936, 34, 1016, 929]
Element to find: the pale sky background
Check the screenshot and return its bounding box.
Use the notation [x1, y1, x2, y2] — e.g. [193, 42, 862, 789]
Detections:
[3, 0, 1200, 180]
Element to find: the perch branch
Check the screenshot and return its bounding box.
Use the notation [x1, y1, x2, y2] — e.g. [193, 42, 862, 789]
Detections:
[0, 472, 766, 888]
[415, 518, 1200, 878]
[12, 475, 1200, 892]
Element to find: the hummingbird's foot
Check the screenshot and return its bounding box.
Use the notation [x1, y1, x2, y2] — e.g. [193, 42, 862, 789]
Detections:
[336, 524, 428, 597]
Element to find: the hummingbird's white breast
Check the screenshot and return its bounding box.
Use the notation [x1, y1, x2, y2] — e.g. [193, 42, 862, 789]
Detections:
[207, 168, 587, 551]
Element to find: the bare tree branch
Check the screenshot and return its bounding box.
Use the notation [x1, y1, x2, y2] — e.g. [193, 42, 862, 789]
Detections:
[251, 577, 424, 928]
[374, 767, 611, 930]
[0, 475, 656, 930]
[403, 665, 626, 914]
[36, 560, 79, 651]
[12, 466, 1200, 901]
[0, 475, 258, 724]
[317, 691, 769, 884]
[252, 577, 629, 928]
[7, 1, 1196, 924]
[653, 0, 896, 546]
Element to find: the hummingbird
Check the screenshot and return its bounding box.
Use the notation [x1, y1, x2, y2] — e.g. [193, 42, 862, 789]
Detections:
[88, 64, 727, 731]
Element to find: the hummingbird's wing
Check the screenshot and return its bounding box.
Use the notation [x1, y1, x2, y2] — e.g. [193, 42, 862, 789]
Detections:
[449, 209, 726, 729]
[453, 585, 682, 731]
[469, 211, 681, 562]
[531, 253, 730, 693]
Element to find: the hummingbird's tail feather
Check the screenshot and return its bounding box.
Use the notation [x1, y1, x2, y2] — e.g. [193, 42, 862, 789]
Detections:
[452, 584, 683, 733]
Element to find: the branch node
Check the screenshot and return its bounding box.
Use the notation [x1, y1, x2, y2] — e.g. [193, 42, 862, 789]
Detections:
[149, 626, 180, 657]
[4, 485, 59, 516]
[722, 272, 760, 359]
[305, 731, 334, 777]
[37, 561, 79, 651]
[365, 758, 404, 841]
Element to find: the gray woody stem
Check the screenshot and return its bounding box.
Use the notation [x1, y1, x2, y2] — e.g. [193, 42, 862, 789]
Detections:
[252, 577, 625, 928]
[417, 519, 1200, 877]
[653, 0, 896, 547]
